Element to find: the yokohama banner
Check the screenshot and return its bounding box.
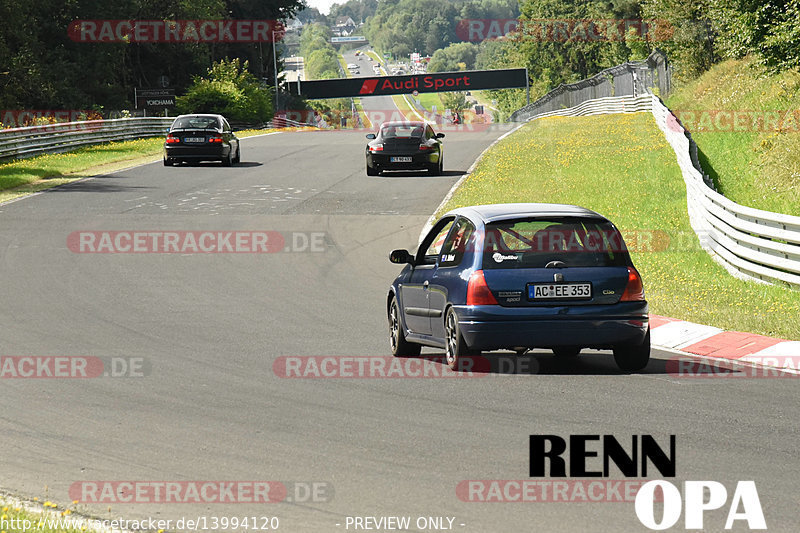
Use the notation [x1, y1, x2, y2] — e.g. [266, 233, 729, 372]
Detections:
[292, 68, 528, 100]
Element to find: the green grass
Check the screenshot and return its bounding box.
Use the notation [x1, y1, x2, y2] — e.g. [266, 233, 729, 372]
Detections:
[0, 128, 281, 204]
[665, 57, 800, 216]
[440, 112, 800, 340]
[390, 94, 422, 121]
[337, 54, 350, 77]
[416, 92, 443, 111]
[0, 500, 88, 532]
[354, 99, 372, 129]
[0, 137, 165, 203]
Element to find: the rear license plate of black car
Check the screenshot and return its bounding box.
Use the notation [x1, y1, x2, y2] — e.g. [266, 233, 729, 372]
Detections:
[390, 156, 412, 163]
[528, 283, 592, 299]
[184, 137, 205, 143]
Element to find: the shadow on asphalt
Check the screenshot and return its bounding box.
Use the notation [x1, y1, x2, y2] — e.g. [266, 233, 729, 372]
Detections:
[402, 350, 680, 376]
[169, 161, 262, 168]
[45, 181, 155, 193]
[373, 170, 465, 178]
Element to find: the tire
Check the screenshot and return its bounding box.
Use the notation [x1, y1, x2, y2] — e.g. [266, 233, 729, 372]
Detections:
[163, 157, 172, 167]
[613, 329, 651, 372]
[389, 297, 421, 357]
[367, 164, 378, 176]
[553, 347, 581, 357]
[222, 150, 232, 167]
[233, 146, 241, 164]
[444, 307, 475, 371]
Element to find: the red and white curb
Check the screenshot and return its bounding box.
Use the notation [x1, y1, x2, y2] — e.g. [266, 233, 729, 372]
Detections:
[651, 314, 800, 371]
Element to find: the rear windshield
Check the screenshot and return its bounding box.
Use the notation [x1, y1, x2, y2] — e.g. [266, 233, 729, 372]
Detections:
[381, 125, 424, 139]
[482, 217, 631, 269]
[171, 116, 220, 130]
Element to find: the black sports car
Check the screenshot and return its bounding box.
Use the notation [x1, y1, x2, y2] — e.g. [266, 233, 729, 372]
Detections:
[164, 114, 240, 166]
[366, 121, 444, 176]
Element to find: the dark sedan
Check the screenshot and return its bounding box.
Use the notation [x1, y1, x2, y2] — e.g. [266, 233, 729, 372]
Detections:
[387, 203, 650, 371]
[366, 121, 444, 176]
[164, 114, 240, 166]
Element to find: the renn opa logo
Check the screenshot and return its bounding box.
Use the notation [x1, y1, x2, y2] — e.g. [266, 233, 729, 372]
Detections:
[529, 435, 765, 530]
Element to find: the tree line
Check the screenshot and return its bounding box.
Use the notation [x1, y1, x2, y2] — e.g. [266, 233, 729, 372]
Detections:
[0, 0, 302, 113]
[356, 0, 800, 115]
[3, 0, 797, 119]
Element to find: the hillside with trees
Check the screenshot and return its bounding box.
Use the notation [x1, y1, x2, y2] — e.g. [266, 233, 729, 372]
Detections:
[364, 0, 518, 57]
[362, 0, 800, 116]
[0, 0, 303, 112]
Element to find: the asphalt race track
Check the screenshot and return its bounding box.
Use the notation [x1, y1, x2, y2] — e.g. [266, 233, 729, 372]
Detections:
[1, 117, 799, 532]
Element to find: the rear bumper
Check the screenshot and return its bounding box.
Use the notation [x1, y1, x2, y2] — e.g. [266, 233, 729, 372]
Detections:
[165, 145, 229, 160]
[367, 152, 438, 170]
[453, 302, 649, 350]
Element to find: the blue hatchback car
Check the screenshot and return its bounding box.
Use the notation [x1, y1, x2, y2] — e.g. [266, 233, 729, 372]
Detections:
[387, 203, 650, 371]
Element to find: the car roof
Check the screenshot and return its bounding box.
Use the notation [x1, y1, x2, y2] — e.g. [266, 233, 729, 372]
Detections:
[174, 114, 224, 120]
[380, 121, 426, 128]
[443, 203, 607, 224]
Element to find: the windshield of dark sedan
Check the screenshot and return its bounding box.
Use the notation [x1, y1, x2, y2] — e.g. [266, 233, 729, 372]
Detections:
[482, 217, 632, 268]
[171, 116, 221, 130]
[380, 125, 424, 139]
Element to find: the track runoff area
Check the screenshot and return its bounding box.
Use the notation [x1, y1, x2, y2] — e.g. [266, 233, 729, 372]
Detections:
[288, 68, 529, 100]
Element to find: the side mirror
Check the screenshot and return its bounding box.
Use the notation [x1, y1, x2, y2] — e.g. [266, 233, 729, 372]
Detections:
[435, 133, 445, 139]
[366, 133, 376, 140]
[389, 249, 414, 265]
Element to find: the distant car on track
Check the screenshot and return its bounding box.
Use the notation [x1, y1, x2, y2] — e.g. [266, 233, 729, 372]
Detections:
[164, 114, 240, 166]
[387, 203, 650, 371]
[366, 121, 444, 176]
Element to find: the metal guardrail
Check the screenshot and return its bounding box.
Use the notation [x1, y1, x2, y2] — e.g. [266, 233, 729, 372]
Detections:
[267, 116, 313, 128]
[522, 93, 800, 289]
[0, 117, 174, 160]
[526, 94, 655, 119]
[510, 49, 670, 122]
[0, 116, 315, 161]
[650, 95, 800, 288]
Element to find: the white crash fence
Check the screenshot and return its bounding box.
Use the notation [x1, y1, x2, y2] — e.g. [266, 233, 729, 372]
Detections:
[0, 117, 174, 160]
[524, 94, 800, 289]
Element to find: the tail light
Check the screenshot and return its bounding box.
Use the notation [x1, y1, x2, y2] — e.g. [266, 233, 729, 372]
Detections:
[466, 270, 498, 305]
[165, 134, 180, 144]
[369, 144, 383, 152]
[419, 144, 431, 151]
[620, 266, 645, 301]
[208, 136, 223, 143]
